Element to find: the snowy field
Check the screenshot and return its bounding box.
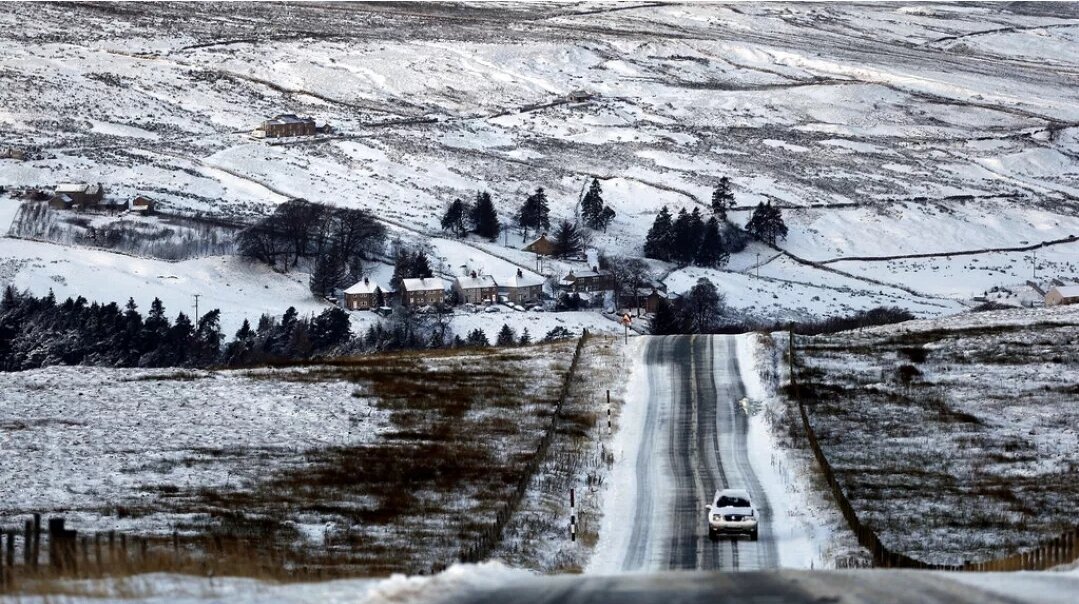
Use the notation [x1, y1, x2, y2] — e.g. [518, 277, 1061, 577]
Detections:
[3, 2, 1079, 327]
[0, 342, 578, 574]
[791, 304, 1079, 565]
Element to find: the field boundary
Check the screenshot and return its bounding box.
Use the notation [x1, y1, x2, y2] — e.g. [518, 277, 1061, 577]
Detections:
[438, 330, 591, 572]
[786, 329, 1079, 571]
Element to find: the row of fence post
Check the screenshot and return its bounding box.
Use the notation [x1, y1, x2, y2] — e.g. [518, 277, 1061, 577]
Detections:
[437, 331, 591, 574]
[0, 515, 189, 590]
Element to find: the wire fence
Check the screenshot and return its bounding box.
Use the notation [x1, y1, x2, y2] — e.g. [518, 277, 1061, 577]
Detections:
[787, 329, 1079, 571]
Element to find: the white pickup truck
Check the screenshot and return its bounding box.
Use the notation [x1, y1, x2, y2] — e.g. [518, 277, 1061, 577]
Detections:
[705, 488, 759, 541]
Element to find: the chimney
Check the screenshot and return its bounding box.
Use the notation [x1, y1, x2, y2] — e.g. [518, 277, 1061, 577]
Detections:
[517, 268, 523, 278]
[592, 266, 598, 272]
[364, 277, 369, 285]
[471, 271, 477, 278]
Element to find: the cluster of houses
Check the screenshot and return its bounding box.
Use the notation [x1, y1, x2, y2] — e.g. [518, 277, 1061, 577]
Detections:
[37, 183, 156, 214]
[342, 268, 546, 311]
[341, 264, 669, 315]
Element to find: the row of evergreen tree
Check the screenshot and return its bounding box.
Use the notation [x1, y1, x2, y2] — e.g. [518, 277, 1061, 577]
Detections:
[644, 206, 742, 267]
[643, 178, 786, 265]
[440, 179, 618, 242]
[0, 287, 224, 370]
[0, 286, 579, 371]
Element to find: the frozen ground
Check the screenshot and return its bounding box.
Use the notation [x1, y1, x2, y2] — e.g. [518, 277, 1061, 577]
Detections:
[3, 2, 1079, 326]
[0, 342, 578, 574]
[790, 304, 1079, 565]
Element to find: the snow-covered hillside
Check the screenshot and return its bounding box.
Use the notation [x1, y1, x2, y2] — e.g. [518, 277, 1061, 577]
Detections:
[3, 2, 1079, 327]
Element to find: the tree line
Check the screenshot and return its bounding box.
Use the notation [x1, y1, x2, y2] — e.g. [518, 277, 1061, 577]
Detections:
[647, 277, 916, 336]
[237, 199, 385, 297]
[439, 179, 616, 256]
[643, 178, 787, 266]
[0, 287, 579, 371]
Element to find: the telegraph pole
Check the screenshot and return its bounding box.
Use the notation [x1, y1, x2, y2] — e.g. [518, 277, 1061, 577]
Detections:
[193, 294, 201, 323]
[756, 253, 761, 278]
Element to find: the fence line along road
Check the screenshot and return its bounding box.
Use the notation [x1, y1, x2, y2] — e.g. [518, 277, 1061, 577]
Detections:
[787, 329, 1079, 572]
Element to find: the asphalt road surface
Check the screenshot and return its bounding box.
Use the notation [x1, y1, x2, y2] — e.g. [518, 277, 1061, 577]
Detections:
[452, 569, 1035, 604]
[623, 335, 778, 572]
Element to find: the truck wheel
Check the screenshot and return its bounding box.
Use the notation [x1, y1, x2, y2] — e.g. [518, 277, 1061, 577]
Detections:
[708, 529, 718, 542]
[750, 529, 759, 541]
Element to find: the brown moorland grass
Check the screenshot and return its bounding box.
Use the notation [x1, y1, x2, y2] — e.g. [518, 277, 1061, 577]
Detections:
[1, 340, 581, 592]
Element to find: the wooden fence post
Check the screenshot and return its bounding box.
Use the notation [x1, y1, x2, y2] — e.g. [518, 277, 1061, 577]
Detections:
[23, 520, 32, 568]
[5, 530, 13, 577]
[31, 514, 41, 571]
[95, 533, 102, 572]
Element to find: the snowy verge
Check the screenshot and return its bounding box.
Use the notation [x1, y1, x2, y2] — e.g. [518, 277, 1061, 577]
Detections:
[4, 562, 529, 604]
[584, 335, 652, 574]
[736, 332, 855, 568]
[943, 568, 1079, 604]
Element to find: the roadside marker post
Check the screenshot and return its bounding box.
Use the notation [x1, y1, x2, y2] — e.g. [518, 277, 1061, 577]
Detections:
[606, 389, 612, 433]
[570, 488, 577, 542]
[620, 313, 632, 344]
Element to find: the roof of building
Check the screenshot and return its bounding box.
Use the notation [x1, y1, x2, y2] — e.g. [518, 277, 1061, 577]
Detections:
[506, 270, 544, 289]
[456, 274, 497, 290]
[1049, 285, 1079, 299]
[344, 278, 383, 295]
[401, 277, 446, 292]
[56, 183, 89, 193]
[523, 233, 552, 248]
[561, 268, 609, 284]
[265, 114, 314, 125]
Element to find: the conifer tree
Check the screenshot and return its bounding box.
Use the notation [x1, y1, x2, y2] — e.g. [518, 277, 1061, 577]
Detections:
[596, 205, 616, 232]
[644, 206, 674, 261]
[711, 177, 734, 219]
[746, 202, 788, 245]
[518, 327, 531, 346]
[695, 217, 729, 268]
[466, 328, 489, 347]
[517, 187, 551, 237]
[552, 219, 584, 259]
[581, 178, 617, 231]
[469, 191, 500, 240]
[440, 198, 468, 238]
[581, 178, 603, 225]
[310, 248, 346, 297]
[496, 323, 517, 346]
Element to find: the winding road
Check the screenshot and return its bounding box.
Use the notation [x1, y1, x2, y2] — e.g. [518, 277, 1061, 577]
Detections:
[623, 335, 778, 572]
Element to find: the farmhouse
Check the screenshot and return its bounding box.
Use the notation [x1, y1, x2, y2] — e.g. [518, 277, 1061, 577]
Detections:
[1045, 285, 1079, 306]
[54, 183, 104, 208]
[503, 268, 544, 305]
[559, 267, 615, 294]
[566, 90, 592, 102]
[129, 195, 156, 213]
[454, 272, 498, 304]
[620, 286, 668, 314]
[256, 114, 317, 138]
[400, 277, 446, 307]
[343, 277, 385, 310]
[522, 233, 556, 256]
